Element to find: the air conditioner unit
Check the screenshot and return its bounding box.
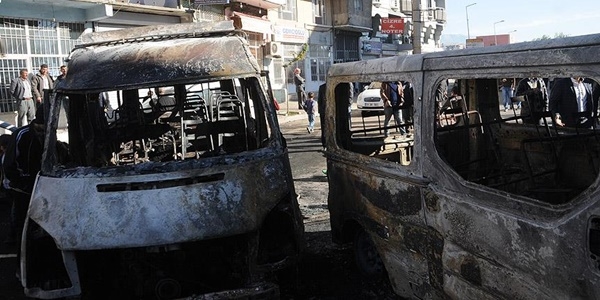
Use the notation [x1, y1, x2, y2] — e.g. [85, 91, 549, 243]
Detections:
[265, 41, 283, 58]
[390, 0, 399, 11]
[372, 0, 382, 8]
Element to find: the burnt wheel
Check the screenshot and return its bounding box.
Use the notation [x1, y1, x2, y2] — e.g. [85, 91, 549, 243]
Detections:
[353, 229, 384, 277]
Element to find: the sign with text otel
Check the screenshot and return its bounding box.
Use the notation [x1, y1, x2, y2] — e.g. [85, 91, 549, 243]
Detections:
[381, 18, 404, 34]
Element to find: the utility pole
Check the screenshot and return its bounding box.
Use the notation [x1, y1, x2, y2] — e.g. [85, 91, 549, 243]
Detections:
[412, 0, 422, 54]
[465, 3, 476, 39]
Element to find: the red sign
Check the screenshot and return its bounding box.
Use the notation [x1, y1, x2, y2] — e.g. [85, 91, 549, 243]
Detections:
[381, 18, 404, 34]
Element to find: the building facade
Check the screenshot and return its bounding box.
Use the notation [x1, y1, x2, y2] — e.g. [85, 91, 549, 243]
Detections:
[0, 0, 445, 113]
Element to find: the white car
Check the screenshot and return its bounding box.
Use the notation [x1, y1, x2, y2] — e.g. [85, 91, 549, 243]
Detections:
[356, 82, 383, 110]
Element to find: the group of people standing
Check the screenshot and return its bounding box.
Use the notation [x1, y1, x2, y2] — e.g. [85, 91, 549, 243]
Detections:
[9, 64, 67, 127]
[513, 76, 599, 129]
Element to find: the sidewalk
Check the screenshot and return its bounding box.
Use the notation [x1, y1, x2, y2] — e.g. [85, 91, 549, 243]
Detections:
[276, 101, 358, 124]
[276, 102, 308, 124]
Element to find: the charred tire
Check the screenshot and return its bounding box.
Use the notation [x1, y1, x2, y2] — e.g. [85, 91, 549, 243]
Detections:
[353, 229, 384, 278]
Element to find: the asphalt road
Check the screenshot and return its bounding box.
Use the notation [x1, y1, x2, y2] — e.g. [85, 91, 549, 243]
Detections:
[279, 113, 399, 300]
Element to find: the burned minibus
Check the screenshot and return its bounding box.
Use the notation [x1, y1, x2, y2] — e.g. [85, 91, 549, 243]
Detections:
[325, 34, 600, 299]
[20, 21, 304, 299]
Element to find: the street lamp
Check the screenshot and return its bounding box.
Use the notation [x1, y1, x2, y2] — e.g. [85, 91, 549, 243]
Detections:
[508, 29, 517, 43]
[493, 20, 505, 46]
[465, 3, 476, 39]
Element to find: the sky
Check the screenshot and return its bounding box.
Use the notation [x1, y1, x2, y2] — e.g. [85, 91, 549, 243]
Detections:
[443, 0, 600, 43]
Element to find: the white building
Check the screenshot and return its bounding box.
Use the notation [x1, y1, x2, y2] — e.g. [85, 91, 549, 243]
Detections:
[0, 0, 445, 110]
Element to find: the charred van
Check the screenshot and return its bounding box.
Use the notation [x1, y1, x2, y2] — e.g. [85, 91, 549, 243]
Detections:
[20, 21, 304, 299]
[325, 35, 600, 299]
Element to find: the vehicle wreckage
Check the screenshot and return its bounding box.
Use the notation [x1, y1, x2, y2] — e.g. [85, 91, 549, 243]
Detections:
[325, 34, 600, 299]
[19, 21, 304, 299]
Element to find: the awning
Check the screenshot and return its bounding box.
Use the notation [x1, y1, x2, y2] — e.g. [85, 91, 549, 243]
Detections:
[229, 12, 273, 35]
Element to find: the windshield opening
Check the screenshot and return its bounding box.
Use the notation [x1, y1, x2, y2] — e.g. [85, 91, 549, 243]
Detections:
[53, 77, 271, 168]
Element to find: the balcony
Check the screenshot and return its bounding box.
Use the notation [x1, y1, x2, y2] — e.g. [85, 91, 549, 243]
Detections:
[332, 1, 373, 32]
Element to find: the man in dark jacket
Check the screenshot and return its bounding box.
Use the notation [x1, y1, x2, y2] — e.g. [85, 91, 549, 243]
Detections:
[550, 77, 599, 128]
[515, 77, 548, 124]
[31, 64, 54, 110]
[294, 68, 306, 110]
[3, 106, 44, 251]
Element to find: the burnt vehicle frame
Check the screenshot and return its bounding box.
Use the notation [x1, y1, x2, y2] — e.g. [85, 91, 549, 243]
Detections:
[19, 21, 304, 299]
[324, 35, 600, 299]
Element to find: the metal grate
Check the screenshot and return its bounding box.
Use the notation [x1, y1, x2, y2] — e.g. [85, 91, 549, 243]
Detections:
[0, 59, 26, 112]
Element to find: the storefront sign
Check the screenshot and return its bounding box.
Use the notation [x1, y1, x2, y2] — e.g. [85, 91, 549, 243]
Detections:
[381, 18, 404, 34]
[466, 38, 484, 48]
[362, 41, 382, 54]
[273, 26, 308, 44]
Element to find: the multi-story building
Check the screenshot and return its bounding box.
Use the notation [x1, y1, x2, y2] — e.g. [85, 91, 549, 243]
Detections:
[365, 0, 446, 59]
[0, 0, 444, 114]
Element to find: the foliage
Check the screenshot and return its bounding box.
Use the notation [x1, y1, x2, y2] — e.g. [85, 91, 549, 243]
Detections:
[283, 43, 308, 68]
[531, 32, 569, 41]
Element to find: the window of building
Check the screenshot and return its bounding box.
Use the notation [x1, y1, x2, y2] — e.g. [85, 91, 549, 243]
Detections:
[0, 18, 27, 55]
[59, 22, 85, 56]
[246, 32, 264, 69]
[313, 0, 325, 25]
[309, 45, 330, 81]
[28, 20, 59, 55]
[334, 33, 360, 63]
[273, 59, 284, 85]
[279, 0, 297, 21]
[353, 0, 363, 12]
[194, 5, 225, 22]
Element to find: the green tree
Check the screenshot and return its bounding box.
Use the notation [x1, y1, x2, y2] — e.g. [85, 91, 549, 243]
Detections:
[532, 32, 569, 41]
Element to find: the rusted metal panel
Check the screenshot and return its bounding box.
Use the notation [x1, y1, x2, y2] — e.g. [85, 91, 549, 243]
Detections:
[29, 156, 291, 250]
[79, 21, 236, 45]
[326, 33, 600, 299]
[59, 35, 260, 93]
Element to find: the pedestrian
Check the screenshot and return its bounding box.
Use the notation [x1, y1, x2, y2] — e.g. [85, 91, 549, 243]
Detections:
[294, 68, 306, 110]
[56, 65, 69, 123]
[380, 81, 406, 137]
[549, 77, 599, 128]
[0, 134, 15, 244]
[515, 77, 548, 124]
[31, 63, 54, 110]
[10, 69, 36, 127]
[3, 106, 44, 274]
[500, 78, 515, 111]
[305, 91, 317, 133]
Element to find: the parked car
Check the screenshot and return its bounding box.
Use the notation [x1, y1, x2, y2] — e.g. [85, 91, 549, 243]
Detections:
[356, 82, 383, 110]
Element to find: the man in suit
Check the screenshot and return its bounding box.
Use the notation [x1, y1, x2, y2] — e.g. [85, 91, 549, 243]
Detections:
[9, 69, 35, 127]
[549, 77, 599, 128]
